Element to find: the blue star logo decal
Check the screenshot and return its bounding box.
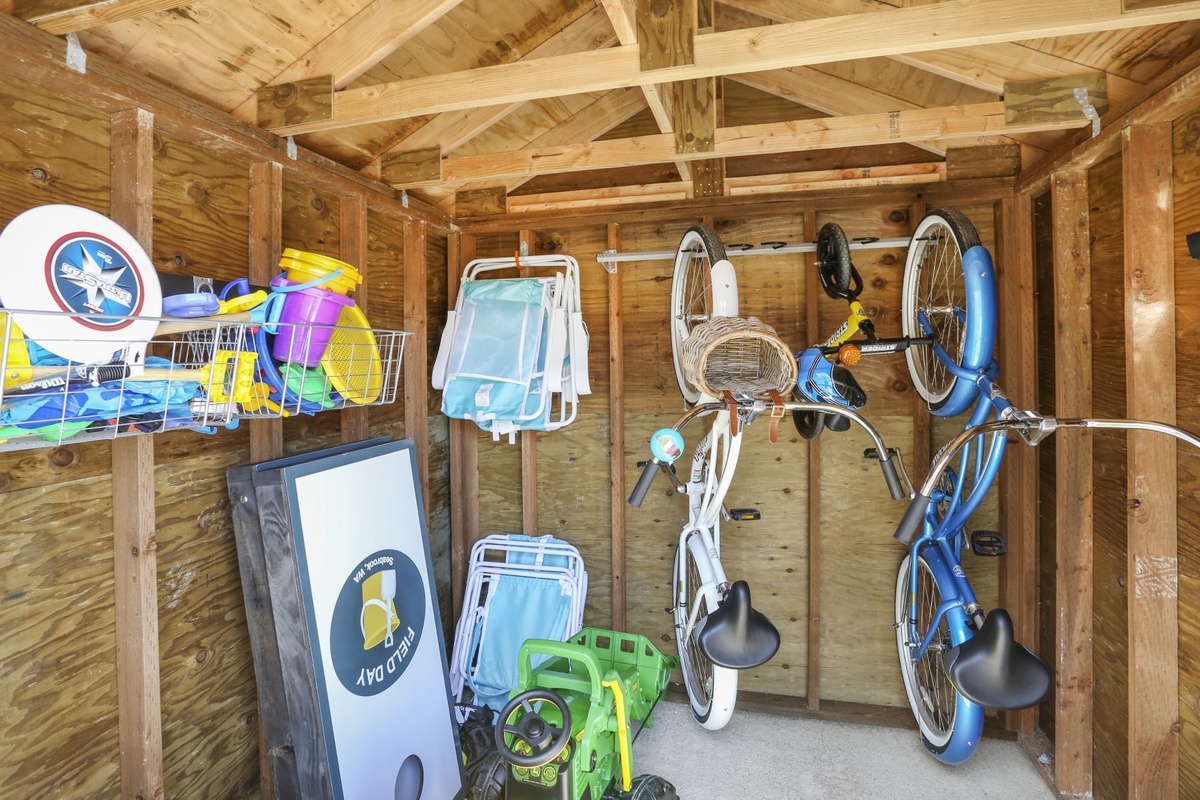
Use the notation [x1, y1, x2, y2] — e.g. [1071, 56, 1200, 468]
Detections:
[46, 233, 143, 328]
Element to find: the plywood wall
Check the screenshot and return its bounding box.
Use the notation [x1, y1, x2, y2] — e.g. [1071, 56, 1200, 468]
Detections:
[465, 202, 1003, 708]
[0, 75, 449, 800]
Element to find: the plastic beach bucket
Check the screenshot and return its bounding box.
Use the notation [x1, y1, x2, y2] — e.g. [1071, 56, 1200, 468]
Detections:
[278, 248, 362, 297]
[271, 276, 356, 367]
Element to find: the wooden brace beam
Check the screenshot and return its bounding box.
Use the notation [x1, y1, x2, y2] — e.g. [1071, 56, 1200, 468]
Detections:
[439, 102, 1084, 183]
[267, 0, 1200, 135]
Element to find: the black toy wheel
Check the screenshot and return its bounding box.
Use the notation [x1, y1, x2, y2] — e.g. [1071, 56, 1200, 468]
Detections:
[816, 223, 858, 300]
[494, 689, 572, 768]
[602, 774, 679, 800]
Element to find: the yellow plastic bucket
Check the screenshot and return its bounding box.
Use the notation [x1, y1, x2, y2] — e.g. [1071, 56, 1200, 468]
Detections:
[278, 248, 363, 296]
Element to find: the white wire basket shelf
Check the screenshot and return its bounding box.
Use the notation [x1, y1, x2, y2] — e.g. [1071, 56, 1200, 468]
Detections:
[0, 308, 409, 453]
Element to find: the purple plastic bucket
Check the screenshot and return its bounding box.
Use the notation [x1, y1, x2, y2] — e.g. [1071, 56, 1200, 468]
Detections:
[271, 276, 356, 367]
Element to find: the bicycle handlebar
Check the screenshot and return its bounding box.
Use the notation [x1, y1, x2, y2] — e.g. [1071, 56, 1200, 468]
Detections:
[892, 414, 1200, 545]
[629, 458, 662, 508]
[628, 398, 913, 506]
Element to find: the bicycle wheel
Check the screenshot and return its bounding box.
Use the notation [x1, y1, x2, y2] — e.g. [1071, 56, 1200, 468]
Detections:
[671, 224, 738, 406]
[901, 208, 993, 417]
[894, 551, 983, 764]
[673, 533, 737, 730]
[816, 222, 853, 299]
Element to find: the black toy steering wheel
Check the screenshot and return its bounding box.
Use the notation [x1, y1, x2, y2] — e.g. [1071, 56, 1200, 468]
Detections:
[494, 689, 572, 768]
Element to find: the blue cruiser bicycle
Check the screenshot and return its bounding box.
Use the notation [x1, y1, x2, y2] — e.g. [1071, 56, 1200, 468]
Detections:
[892, 208, 1200, 764]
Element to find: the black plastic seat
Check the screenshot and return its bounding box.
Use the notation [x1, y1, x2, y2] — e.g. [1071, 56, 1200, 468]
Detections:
[696, 581, 780, 669]
[944, 608, 1051, 710]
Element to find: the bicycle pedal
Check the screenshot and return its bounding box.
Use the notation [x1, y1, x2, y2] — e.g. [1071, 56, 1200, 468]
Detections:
[970, 530, 1007, 556]
[727, 507, 761, 521]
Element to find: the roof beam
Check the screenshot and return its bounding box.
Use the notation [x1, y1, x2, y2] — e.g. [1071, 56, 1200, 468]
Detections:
[267, 0, 1200, 135]
[232, 0, 465, 122]
[13, 0, 186, 34]
[440, 101, 1086, 183]
[732, 68, 1048, 159]
[600, 0, 693, 182]
[441, 87, 648, 195]
[506, 162, 945, 212]
[371, 4, 619, 164]
[720, 0, 1143, 106]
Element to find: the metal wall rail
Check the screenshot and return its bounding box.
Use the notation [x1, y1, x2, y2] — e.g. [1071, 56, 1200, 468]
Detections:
[595, 236, 912, 271]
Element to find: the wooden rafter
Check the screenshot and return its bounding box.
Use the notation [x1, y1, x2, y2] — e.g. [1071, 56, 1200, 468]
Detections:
[442, 87, 648, 196]
[265, 0, 1200, 135]
[13, 0, 185, 34]
[438, 102, 1085, 183]
[720, 0, 1144, 105]
[505, 162, 946, 212]
[231, 0, 465, 122]
[371, 4, 619, 167]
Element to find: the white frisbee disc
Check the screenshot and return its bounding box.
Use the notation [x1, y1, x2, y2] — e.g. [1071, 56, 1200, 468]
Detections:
[0, 204, 162, 362]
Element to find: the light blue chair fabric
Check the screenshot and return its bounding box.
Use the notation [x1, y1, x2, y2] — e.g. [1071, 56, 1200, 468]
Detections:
[441, 279, 548, 424]
[464, 575, 573, 712]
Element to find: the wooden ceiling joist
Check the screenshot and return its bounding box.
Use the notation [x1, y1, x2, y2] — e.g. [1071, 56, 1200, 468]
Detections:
[265, 0, 1200, 135]
[721, 0, 1144, 105]
[439, 101, 1087, 184]
[439, 87, 649, 197]
[372, 4, 621, 169]
[13, 0, 185, 34]
[504, 163, 949, 214]
[231, 0, 467, 122]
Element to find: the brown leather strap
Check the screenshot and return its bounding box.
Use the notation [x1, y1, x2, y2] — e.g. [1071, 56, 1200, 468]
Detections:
[767, 389, 785, 444]
[722, 391, 739, 437]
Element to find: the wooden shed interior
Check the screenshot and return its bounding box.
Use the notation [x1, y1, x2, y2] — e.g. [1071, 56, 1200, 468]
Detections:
[4, 0, 1200, 798]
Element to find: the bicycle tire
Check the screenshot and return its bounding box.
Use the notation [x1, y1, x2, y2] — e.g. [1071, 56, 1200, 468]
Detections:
[816, 222, 853, 299]
[894, 550, 984, 764]
[673, 533, 737, 730]
[671, 224, 738, 406]
[901, 208, 994, 417]
[791, 387, 826, 440]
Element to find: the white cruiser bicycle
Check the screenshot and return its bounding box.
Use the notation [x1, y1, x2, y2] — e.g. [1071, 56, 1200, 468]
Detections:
[629, 224, 910, 730]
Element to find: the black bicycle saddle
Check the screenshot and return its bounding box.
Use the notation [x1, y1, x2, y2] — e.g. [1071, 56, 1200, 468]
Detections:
[696, 581, 780, 669]
[944, 608, 1051, 710]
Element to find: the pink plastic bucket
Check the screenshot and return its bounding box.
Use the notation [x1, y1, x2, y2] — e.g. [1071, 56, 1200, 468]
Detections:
[271, 276, 356, 367]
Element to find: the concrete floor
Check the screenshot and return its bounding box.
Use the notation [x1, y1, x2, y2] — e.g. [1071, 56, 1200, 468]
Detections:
[633, 701, 1056, 800]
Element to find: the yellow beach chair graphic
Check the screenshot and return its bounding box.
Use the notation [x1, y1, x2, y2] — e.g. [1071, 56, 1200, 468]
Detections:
[360, 569, 400, 650]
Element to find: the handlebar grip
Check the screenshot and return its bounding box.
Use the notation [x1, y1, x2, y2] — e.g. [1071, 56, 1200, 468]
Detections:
[894, 492, 931, 545]
[878, 453, 906, 501]
[628, 459, 661, 507]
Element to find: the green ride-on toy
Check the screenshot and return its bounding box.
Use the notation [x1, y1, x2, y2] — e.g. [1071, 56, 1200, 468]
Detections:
[493, 628, 679, 800]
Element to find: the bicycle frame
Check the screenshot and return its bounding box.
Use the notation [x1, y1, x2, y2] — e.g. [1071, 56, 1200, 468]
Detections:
[902, 332, 1200, 665]
[650, 399, 911, 657]
[905, 356, 1010, 664]
[676, 409, 739, 646]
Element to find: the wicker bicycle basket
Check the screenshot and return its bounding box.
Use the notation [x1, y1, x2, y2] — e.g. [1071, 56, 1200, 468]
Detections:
[682, 316, 798, 398]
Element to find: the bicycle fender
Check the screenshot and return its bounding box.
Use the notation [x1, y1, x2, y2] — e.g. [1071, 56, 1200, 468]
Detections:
[710, 259, 739, 318]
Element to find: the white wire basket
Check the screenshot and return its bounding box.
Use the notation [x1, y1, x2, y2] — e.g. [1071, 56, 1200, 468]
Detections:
[0, 308, 409, 452]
